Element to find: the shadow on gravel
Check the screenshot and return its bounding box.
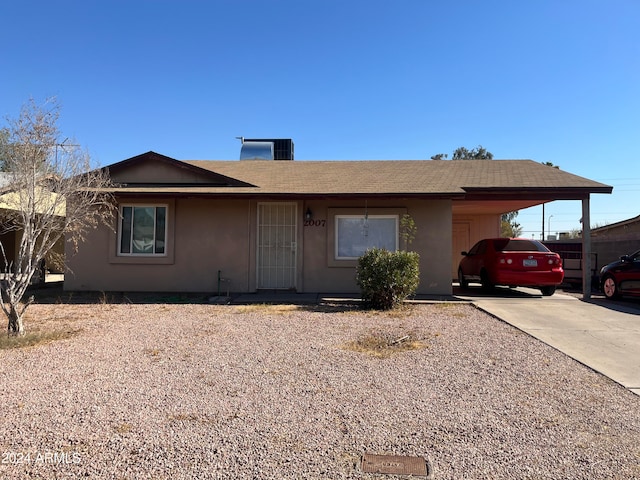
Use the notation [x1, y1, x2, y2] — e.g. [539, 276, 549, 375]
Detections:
[29, 283, 465, 313]
[28, 285, 366, 313]
[29, 284, 212, 306]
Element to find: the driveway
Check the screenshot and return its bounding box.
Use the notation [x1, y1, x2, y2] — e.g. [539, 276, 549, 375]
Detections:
[455, 286, 640, 396]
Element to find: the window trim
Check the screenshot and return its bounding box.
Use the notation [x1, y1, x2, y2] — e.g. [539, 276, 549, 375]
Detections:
[326, 208, 407, 267]
[118, 204, 168, 257]
[109, 199, 175, 265]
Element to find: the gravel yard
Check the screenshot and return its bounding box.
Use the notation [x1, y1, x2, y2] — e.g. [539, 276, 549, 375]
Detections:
[1, 300, 639, 479]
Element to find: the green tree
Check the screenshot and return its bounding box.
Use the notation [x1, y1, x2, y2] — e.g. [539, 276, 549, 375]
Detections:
[430, 145, 493, 160]
[501, 211, 523, 237]
[452, 145, 494, 160]
[432, 145, 520, 235]
[399, 214, 417, 250]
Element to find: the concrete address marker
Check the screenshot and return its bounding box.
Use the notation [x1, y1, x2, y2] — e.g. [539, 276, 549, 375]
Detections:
[360, 453, 433, 477]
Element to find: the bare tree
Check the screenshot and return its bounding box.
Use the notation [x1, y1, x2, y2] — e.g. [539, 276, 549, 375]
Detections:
[0, 98, 114, 335]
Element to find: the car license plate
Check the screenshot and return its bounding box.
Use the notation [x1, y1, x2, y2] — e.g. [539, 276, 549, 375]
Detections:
[523, 259, 538, 267]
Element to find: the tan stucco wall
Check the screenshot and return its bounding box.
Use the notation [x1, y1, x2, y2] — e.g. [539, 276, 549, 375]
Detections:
[66, 197, 457, 295]
[110, 161, 215, 185]
[65, 197, 253, 292]
[300, 199, 454, 294]
[590, 221, 640, 268]
[593, 222, 640, 240]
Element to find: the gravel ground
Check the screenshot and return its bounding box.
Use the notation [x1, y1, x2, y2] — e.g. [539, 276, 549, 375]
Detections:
[0, 300, 639, 479]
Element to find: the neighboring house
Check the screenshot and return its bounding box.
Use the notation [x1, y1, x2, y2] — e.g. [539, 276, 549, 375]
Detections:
[544, 215, 640, 286]
[592, 214, 640, 239]
[64, 151, 612, 295]
[591, 215, 640, 267]
[0, 173, 18, 272]
[0, 173, 66, 280]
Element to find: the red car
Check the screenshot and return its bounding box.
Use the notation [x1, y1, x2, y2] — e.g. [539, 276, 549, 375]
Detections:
[458, 238, 564, 296]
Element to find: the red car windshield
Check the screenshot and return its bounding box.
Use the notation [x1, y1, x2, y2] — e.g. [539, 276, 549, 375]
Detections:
[493, 239, 549, 252]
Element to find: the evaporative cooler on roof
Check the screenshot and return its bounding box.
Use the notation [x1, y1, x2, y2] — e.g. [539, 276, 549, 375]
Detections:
[239, 138, 294, 161]
[240, 141, 274, 160]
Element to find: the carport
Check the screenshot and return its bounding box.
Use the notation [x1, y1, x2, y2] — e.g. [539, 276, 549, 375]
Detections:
[450, 161, 613, 299]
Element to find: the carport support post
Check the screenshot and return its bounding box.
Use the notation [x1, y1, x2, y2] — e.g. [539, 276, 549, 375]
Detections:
[582, 197, 592, 300]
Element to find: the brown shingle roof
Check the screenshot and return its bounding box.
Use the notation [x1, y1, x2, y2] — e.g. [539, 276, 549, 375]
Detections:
[182, 159, 611, 195]
[105, 153, 612, 198]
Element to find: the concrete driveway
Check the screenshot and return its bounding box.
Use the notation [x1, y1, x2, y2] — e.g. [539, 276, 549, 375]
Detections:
[456, 286, 640, 396]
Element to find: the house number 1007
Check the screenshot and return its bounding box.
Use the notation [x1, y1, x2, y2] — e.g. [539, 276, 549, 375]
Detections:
[304, 220, 326, 227]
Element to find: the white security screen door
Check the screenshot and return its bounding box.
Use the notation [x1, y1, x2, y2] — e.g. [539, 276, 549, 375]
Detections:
[257, 203, 297, 289]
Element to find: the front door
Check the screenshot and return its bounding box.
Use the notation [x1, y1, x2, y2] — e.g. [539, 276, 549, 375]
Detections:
[257, 203, 297, 289]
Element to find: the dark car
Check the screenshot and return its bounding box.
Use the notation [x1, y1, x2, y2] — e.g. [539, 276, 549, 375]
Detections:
[599, 249, 640, 299]
[458, 238, 564, 296]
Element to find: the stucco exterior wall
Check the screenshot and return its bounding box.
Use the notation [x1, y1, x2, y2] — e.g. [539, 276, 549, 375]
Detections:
[412, 199, 453, 294]
[300, 199, 453, 295]
[65, 197, 253, 292]
[66, 197, 457, 295]
[110, 161, 215, 185]
[592, 221, 640, 239]
[593, 239, 640, 269]
[590, 220, 640, 268]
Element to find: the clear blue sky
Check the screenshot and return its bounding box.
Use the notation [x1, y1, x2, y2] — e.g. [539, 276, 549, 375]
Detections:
[2, 0, 639, 239]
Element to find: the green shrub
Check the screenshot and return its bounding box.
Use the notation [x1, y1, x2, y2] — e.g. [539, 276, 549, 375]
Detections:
[356, 248, 420, 310]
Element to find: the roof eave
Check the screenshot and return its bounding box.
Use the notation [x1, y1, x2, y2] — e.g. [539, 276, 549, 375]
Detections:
[462, 186, 613, 200]
[108, 189, 464, 200]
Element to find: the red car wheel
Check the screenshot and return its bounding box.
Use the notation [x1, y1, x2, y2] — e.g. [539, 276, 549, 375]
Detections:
[540, 286, 556, 296]
[602, 275, 619, 299]
[480, 269, 493, 291]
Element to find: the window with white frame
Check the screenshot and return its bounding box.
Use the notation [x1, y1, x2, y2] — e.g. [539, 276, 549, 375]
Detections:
[118, 205, 167, 255]
[335, 215, 398, 260]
